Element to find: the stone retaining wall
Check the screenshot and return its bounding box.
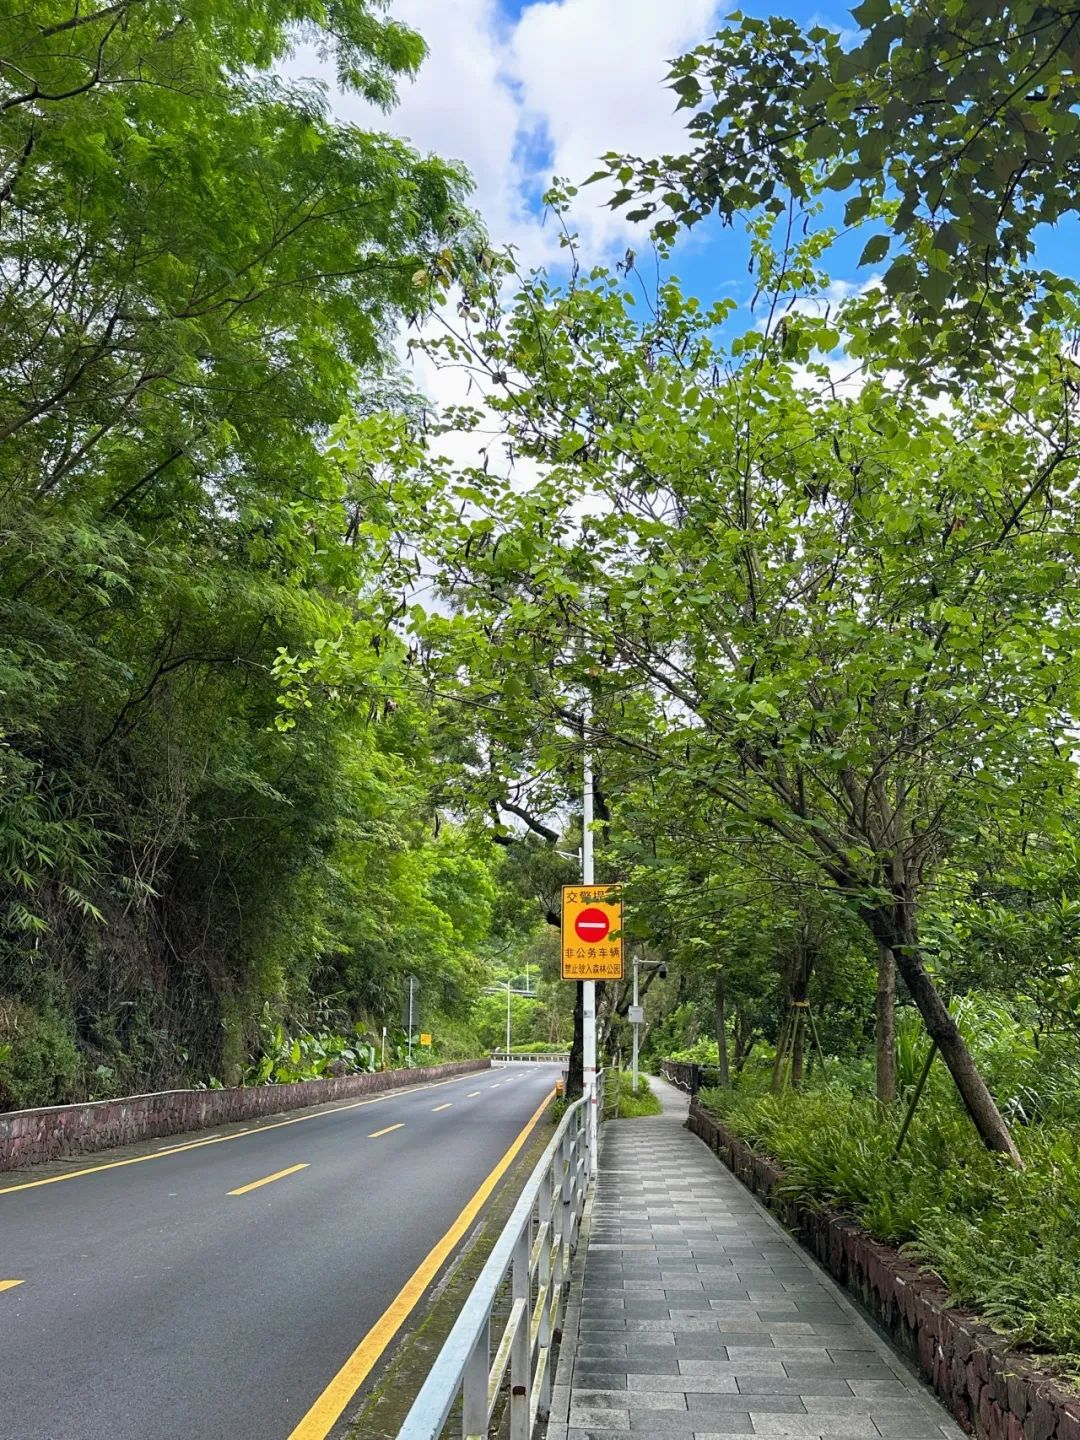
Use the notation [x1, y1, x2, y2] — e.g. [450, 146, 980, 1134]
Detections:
[0, 1059, 491, 1171]
[689, 1099, 1080, 1440]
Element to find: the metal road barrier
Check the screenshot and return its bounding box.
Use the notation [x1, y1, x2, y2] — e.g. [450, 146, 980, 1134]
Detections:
[397, 1080, 599, 1440]
[659, 1058, 720, 1094]
[490, 1052, 570, 1064]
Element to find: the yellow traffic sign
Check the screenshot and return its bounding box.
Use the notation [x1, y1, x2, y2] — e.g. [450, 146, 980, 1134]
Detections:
[419, 1032, 432, 1046]
[561, 885, 623, 980]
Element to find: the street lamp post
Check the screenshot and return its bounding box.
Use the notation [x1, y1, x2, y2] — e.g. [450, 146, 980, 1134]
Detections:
[630, 957, 667, 1093]
[482, 979, 537, 1055]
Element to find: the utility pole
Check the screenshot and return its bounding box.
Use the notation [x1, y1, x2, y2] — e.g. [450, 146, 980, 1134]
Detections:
[583, 734, 598, 1174]
[407, 975, 415, 1067]
[632, 955, 640, 1094]
[505, 978, 512, 1056]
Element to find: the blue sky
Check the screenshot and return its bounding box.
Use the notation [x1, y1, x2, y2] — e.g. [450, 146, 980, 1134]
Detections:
[493, 0, 864, 309]
[507, 0, 1076, 317]
[490, 0, 1079, 312]
[298, 0, 1076, 311]
[292, 0, 1077, 412]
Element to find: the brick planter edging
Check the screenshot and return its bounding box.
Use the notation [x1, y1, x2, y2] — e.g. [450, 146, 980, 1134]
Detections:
[688, 1098, 1080, 1440]
[0, 1059, 491, 1171]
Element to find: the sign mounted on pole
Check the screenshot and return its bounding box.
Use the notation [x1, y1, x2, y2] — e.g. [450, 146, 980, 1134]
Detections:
[561, 886, 623, 980]
[419, 1033, 432, 1047]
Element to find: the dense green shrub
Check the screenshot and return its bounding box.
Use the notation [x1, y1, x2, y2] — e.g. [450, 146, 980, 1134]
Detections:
[698, 1077, 1080, 1370]
[665, 1037, 725, 1066]
[0, 1002, 80, 1110]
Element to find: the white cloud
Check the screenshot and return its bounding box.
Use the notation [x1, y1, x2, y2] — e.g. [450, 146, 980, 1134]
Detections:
[286, 3, 722, 485]
[509, 0, 718, 246]
[288, 0, 721, 263]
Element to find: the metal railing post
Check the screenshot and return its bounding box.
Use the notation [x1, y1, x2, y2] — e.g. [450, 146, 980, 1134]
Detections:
[570, 1105, 585, 1249]
[561, 1118, 573, 1214]
[510, 1219, 532, 1440]
[538, 1170, 553, 1345]
[553, 1134, 567, 1289]
[536, 1164, 554, 1420]
[462, 1318, 489, 1440]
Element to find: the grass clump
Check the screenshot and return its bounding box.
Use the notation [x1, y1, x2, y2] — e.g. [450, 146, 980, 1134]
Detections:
[613, 1070, 662, 1118]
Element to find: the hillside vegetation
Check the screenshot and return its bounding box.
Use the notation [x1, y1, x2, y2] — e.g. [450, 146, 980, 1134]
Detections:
[0, 1, 568, 1107]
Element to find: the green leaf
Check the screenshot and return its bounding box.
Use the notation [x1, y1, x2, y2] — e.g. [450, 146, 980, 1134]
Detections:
[859, 233, 891, 265]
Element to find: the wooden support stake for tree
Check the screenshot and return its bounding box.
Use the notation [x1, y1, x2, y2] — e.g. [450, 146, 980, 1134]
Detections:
[771, 1009, 793, 1093]
[893, 1041, 937, 1157]
[806, 1003, 828, 1074]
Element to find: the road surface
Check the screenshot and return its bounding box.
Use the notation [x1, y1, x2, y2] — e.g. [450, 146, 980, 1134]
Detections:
[0, 1063, 558, 1440]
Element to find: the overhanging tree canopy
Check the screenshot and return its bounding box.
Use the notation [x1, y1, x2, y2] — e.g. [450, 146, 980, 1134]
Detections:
[414, 242, 1080, 1164]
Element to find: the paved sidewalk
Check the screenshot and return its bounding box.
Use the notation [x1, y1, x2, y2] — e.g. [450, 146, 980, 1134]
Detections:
[547, 1077, 965, 1440]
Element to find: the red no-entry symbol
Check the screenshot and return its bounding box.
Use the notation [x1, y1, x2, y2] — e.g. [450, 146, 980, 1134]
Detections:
[574, 907, 611, 943]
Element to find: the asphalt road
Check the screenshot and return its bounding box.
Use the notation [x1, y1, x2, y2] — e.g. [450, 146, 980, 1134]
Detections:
[0, 1063, 559, 1440]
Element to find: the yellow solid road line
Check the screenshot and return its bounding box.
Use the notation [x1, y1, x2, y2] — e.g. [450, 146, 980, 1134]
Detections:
[286, 1089, 553, 1440]
[432, 1104, 452, 1112]
[0, 1072, 485, 1198]
[368, 1124, 404, 1140]
[228, 1163, 308, 1197]
[0, 1279, 23, 1293]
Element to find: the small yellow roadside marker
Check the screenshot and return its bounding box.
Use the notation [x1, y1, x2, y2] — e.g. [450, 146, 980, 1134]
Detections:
[368, 1123, 405, 1139]
[0, 1279, 23, 1293]
[229, 1163, 308, 1196]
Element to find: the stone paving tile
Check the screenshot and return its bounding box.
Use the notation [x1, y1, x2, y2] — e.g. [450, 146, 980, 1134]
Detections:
[546, 1077, 965, 1440]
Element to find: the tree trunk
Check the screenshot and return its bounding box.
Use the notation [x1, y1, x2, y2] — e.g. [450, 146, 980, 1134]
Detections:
[770, 1010, 791, 1092]
[789, 942, 811, 1090]
[567, 983, 583, 1099]
[734, 1007, 755, 1071]
[875, 939, 897, 1106]
[791, 1011, 806, 1089]
[714, 968, 730, 1087]
[867, 900, 1021, 1166]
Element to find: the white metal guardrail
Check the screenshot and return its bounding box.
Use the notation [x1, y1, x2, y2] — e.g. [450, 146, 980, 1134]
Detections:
[397, 1079, 600, 1440]
[490, 1052, 570, 1064]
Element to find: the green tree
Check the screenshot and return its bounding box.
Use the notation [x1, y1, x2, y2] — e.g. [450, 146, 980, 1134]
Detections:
[415, 242, 1080, 1163]
[0, 1, 489, 1101]
[597, 0, 1080, 368]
